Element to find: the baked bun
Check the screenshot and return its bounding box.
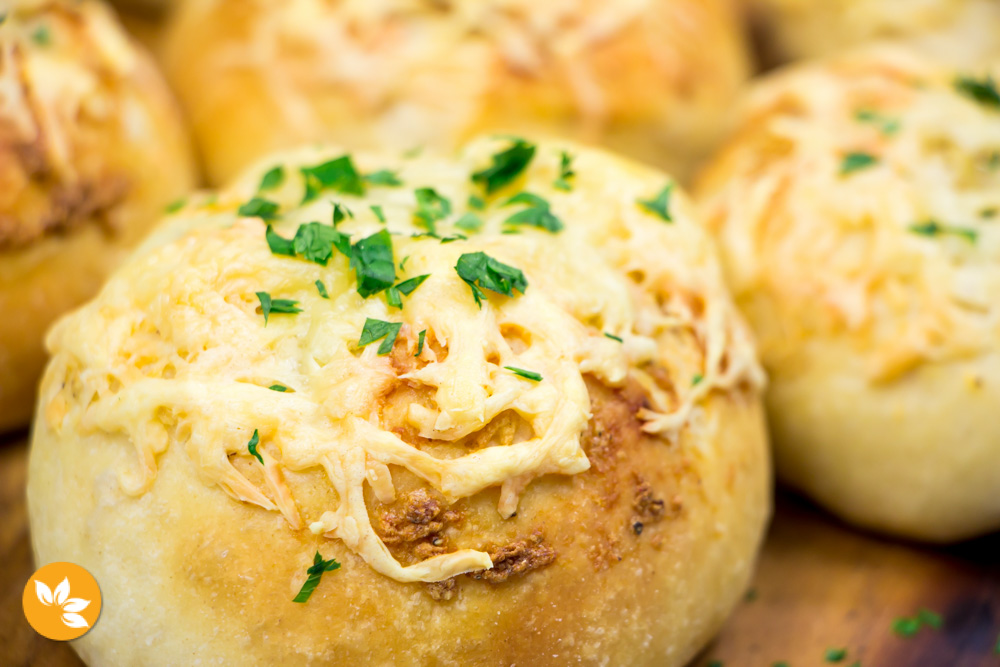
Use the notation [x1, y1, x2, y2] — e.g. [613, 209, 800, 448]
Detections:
[29, 137, 768, 665]
[160, 0, 751, 187]
[697, 48, 1000, 542]
[748, 0, 1000, 66]
[0, 0, 196, 432]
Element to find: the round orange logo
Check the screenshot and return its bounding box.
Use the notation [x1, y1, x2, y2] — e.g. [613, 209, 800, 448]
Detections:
[22, 562, 102, 641]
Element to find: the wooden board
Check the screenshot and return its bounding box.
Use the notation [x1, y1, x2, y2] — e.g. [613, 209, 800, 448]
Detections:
[2, 433, 997, 666]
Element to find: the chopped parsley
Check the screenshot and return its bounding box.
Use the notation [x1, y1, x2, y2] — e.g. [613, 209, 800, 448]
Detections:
[255, 291, 301, 324]
[505, 366, 542, 382]
[472, 138, 536, 194]
[855, 109, 901, 135]
[468, 195, 486, 211]
[386, 274, 429, 309]
[349, 229, 396, 297]
[258, 165, 285, 192]
[893, 608, 944, 637]
[293, 222, 345, 265]
[825, 648, 848, 663]
[364, 169, 403, 187]
[554, 151, 575, 191]
[455, 212, 483, 232]
[370, 205, 386, 223]
[772, 663, 789, 667]
[692, 374, 704, 386]
[908, 220, 978, 243]
[31, 25, 51, 46]
[637, 184, 674, 222]
[604, 332, 623, 343]
[239, 197, 280, 220]
[413, 187, 452, 235]
[455, 252, 527, 307]
[744, 588, 758, 602]
[358, 318, 402, 355]
[332, 203, 353, 226]
[315, 280, 329, 299]
[840, 152, 879, 176]
[416, 329, 427, 356]
[955, 75, 1000, 109]
[439, 233, 467, 243]
[247, 429, 263, 464]
[268, 384, 289, 392]
[265, 225, 295, 257]
[301, 155, 365, 203]
[981, 207, 997, 219]
[164, 198, 186, 214]
[292, 551, 341, 603]
[503, 193, 563, 232]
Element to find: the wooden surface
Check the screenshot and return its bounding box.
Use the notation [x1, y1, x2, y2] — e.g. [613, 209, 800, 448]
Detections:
[2, 433, 998, 666]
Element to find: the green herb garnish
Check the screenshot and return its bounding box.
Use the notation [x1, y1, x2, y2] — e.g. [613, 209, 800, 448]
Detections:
[416, 329, 427, 357]
[386, 274, 430, 309]
[855, 109, 901, 135]
[349, 229, 396, 297]
[292, 551, 341, 603]
[604, 332, 623, 343]
[247, 429, 263, 464]
[332, 203, 353, 226]
[917, 608, 943, 629]
[370, 205, 386, 223]
[455, 252, 527, 307]
[955, 75, 1000, 109]
[637, 184, 674, 222]
[840, 152, 879, 176]
[268, 384, 289, 392]
[259, 166, 285, 192]
[358, 318, 402, 355]
[164, 198, 186, 214]
[892, 617, 922, 638]
[503, 192, 563, 232]
[554, 151, 575, 191]
[315, 280, 330, 299]
[255, 291, 301, 324]
[472, 138, 536, 194]
[505, 366, 542, 382]
[301, 155, 365, 203]
[468, 195, 486, 211]
[31, 25, 50, 46]
[908, 220, 978, 243]
[825, 648, 848, 663]
[455, 212, 483, 232]
[413, 188, 452, 235]
[364, 170, 403, 187]
[239, 197, 280, 220]
[692, 374, 704, 386]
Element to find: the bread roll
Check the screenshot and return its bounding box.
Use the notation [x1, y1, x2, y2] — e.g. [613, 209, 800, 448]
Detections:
[0, 0, 196, 433]
[748, 0, 1000, 66]
[161, 0, 751, 187]
[697, 47, 1000, 541]
[29, 137, 769, 665]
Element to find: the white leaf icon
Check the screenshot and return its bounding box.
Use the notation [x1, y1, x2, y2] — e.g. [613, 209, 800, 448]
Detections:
[61, 613, 89, 629]
[35, 580, 53, 606]
[53, 578, 70, 606]
[63, 598, 90, 613]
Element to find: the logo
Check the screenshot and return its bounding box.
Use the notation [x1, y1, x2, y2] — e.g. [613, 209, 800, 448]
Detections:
[23, 562, 102, 641]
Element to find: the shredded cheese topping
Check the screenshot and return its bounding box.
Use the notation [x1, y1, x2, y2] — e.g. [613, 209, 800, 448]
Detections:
[698, 47, 1000, 382]
[44, 137, 762, 582]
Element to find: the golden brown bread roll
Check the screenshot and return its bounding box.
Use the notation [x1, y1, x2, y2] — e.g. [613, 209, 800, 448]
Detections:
[29, 137, 769, 665]
[0, 0, 196, 432]
[161, 0, 752, 187]
[697, 47, 1000, 541]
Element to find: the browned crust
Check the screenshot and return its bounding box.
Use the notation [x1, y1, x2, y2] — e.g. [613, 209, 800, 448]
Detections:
[467, 530, 557, 583]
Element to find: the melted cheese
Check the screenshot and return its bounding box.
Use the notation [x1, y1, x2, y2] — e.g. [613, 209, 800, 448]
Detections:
[699, 47, 1000, 382]
[44, 137, 762, 582]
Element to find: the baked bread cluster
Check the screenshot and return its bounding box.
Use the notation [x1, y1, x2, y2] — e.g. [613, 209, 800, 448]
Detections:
[29, 137, 769, 665]
[0, 0, 195, 432]
[697, 47, 1000, 541]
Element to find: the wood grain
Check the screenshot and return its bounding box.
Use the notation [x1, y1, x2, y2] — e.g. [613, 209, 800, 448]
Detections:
[1, 434, 997, 666]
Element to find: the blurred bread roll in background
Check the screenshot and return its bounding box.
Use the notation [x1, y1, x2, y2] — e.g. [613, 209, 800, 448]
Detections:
[0, 0, 196, 433]
[697, 47, 1000, 542]
[161, 0, 752, 186]
[747, 0, 1000, 66]
[29, 137, 769, 665]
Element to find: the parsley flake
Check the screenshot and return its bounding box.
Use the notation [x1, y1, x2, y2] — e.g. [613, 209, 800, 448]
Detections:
[332, 203, 353, 226]
[265, 225, 295, 257]
[554, 151, 575, 191]
[505, 366, 542, 382]
[350, 229, 396, 297]
[692, 374, 704, 386]
[255, 291, 301, 324]
[268, 384, 289, 392]
[604, 332, 623, 343]
[164, 198, 186, 214]
[455, 252, 527, 307]
[472, 138, 536, 194]
[364, 170, 403, 187]
[31, 25, 51, 46]
[413, 188, 452, 235]
[386, 274, 429, 309]
[292, 551, 341, 603]
[293, 222, 345, 266]
[468, 195, 486, 210]
[358, 318, 403, 355]
[247, 429, 263, 464]
[315, 280, 330, 299]
[239, 197, 280, 220]
[503, 192, 563, 232]
[416, 329, 427, 356]
[917, 608, 943, 629]
[301, 155, 365, 203]
[371, 205, 386, 223]
[258, 165, 285, 192]
[855, 109, 901, 136]
[909, 220, 978, 243]
[455, 212, 484, 232]
[892, 616, 922, 637]
[955, 75, 1000, 109]
[637, 184, 674, 222]
[825, 648, 848, 663]
[840, 152, 879, 176]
